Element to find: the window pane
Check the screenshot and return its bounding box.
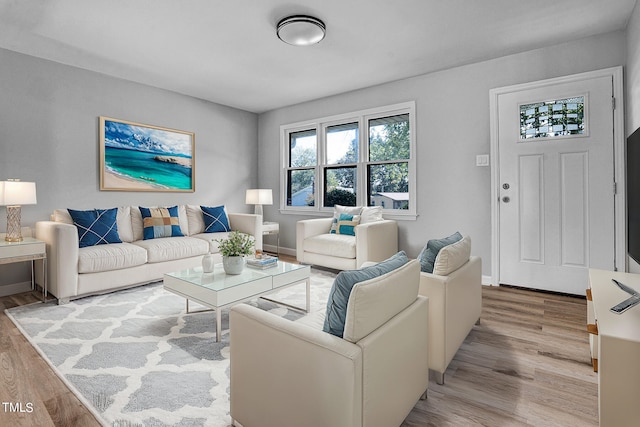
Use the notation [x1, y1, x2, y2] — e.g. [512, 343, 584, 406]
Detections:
[324, 167, 357, 207]
[519, 96, 584, 140]
[369, 114, 410, 162]
[327, 122, 358, 165]
[287, 169, 315, 206]
[368, 162, 409, 210]
[290, 129, 317, 167]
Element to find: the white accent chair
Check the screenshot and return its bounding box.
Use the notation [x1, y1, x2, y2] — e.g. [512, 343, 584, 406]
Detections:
[296, 217, 398, 270]
[229, 260, 429, 427]
[419, 255, 482, 384]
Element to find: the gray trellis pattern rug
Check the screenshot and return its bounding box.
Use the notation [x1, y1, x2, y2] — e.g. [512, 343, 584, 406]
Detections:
[6, 268, 336, 427]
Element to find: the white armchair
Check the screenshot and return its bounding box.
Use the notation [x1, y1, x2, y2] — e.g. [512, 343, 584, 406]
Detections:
[419, 256, 482, 384]
[296, 217, 398, 270]
[229, 259, 429, 427]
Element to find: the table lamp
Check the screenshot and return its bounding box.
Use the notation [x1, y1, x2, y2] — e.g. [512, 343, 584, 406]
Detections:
[0, 179, 37, 242]
[245, 189, 272, 217]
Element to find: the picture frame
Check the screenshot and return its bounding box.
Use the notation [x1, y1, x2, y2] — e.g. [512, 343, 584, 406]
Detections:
[99, 116, 195, 192]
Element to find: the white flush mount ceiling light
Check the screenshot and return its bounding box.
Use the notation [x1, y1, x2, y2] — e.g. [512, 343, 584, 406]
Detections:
[277, 15, 326, 46]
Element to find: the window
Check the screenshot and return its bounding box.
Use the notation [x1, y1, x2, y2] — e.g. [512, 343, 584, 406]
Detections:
[367, 114, 410, 210]
[519, 96, 585, 140]
[287, 129, 316, 207]
[281, 102, 416, 218]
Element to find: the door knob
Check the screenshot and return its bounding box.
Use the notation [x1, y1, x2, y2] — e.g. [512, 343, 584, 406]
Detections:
[502, 196, 510, 203]
[502, 183, 510, 190]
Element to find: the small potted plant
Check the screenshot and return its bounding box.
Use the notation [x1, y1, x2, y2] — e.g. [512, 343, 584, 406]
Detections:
[215, 231, 254, 274]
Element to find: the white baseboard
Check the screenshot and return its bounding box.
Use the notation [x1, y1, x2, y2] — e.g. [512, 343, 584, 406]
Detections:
[265, 245, 296, 257]
[481, 275, 494, 286]
[0, 280, 31, 297]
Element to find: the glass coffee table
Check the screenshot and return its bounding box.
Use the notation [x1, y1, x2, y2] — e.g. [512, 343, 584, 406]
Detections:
[164, 261, 311, 342]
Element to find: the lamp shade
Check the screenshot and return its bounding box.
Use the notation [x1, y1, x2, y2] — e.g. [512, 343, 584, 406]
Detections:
[0, 180, 37, 206]
[245, 189, 273, 205]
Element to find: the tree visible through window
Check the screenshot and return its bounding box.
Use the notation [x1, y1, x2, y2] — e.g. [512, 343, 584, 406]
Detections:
[368, 114, 410, 210]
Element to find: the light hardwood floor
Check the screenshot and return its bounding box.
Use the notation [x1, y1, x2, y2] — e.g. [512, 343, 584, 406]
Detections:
[1, 266, 596, 426]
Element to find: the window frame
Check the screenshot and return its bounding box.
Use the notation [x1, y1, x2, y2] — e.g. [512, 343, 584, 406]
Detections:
[280, 101, 417, 219]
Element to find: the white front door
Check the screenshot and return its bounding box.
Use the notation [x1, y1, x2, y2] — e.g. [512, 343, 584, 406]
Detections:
[495, 74, 615, 295]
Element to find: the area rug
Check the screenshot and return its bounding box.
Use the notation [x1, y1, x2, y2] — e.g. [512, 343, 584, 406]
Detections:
[5, 268, 336, 427]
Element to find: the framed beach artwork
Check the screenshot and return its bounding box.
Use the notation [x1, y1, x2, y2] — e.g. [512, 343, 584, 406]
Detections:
[99, 117, 195, 192]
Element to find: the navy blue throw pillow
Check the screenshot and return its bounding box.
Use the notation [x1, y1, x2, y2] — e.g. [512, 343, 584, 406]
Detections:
[68, 208, 122, 248]
[201, 205, 231, 233]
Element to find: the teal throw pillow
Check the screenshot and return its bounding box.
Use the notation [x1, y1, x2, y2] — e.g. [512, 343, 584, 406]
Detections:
[68, 208, 122, 248]
[418, 232, 462, 273]
[330, 213, 359, 236]
[201, 205, 230, 233]
[139, 206, 184, 240]
[323, 251, 409, 338]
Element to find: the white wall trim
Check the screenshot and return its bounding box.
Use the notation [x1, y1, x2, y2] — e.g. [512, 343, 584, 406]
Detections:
[0, 281, 31, 297]
[489, 66, 626, 287]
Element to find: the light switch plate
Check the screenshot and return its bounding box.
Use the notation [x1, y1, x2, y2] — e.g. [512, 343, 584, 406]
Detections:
[476, 154, 489, 167]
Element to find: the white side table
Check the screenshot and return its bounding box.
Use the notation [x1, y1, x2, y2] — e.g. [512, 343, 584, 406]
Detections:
[0, 237, 47, 302]
[262, 222, 280, 255]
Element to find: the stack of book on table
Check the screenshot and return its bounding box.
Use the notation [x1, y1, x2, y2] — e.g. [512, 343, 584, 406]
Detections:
[247, 254, 278, 269]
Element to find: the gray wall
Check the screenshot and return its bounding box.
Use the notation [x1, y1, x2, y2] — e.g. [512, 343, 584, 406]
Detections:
[257, 30, 627, 278]
[0, 48, 258, 289]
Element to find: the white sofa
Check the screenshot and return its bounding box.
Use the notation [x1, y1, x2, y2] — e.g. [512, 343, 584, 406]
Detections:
[296, 217, 398, 270]
[35, 205, 261, 303]
[229, 259, 428, 427]
[419, 256, 482, 384]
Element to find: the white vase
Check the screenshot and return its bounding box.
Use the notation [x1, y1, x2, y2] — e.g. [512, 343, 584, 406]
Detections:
[223, 256, 245, 275]
[202, 253, 215, 273]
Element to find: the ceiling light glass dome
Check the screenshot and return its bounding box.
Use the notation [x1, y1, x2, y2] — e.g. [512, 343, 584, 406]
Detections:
[277, 15, 326, 46]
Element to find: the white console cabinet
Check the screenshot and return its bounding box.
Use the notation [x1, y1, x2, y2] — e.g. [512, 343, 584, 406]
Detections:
[587, 269, 640, 427]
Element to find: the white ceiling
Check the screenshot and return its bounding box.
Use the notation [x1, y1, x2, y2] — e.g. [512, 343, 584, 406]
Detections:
[0, 0, 636, 113]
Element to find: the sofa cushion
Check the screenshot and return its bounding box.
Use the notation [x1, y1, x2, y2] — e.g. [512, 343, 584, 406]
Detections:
[186, 204, 228, 235]
[132, 236, 208, 263]
[330, 213, 360, 236]
[433, 235, 471, 276]
[56, 207, 135, 243]
[68, 208, 122, 248]
[192, 232, 232, 253]
[186, 205, 205, 235]
[343, 259, 420, 343]
[418, 231, 462, 273]
[201, 205, 231, 233]
[303, 233, 356, 259]
[323, 251, 409, 338]
[77, 242, 147, 273]
[139, 206, 184, 240]
[360, 206, 383, 224]
[132, 205, 189, 240]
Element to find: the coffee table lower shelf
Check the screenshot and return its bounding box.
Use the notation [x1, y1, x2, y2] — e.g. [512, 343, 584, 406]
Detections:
[163, 262, 310, 342]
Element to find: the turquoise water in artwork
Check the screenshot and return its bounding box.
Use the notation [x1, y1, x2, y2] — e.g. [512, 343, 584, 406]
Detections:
[105, 146, 192, 190]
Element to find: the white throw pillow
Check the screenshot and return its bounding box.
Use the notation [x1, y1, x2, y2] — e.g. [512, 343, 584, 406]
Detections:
[360, 206, 383, 224]
[333, 205, 362, 218]
[186, 205, 205, 235]
[433, 235, 471, 276]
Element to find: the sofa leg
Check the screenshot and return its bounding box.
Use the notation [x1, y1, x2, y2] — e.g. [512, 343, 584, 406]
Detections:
[435, 371, 444, 385]
[476, 317, 481, 325]
[420, 389, 428, 400]
[57, 298, 70, 305]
